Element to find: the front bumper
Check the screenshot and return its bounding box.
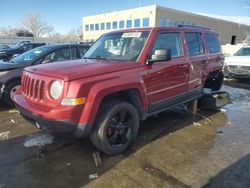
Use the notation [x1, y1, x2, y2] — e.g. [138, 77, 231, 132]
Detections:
[14, 94, 91, 137]
[225, 65, 250, 78]
[0, 82, 4, 100]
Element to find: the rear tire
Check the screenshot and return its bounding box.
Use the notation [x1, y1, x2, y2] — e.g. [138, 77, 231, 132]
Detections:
[90, 100, 139, 155]
[205, 71, 224, 91]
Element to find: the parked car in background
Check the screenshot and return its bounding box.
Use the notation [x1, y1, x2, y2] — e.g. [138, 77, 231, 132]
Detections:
[224, 46, 250, 79]
[14, 26, 224, 155]
[0, 44, 11, 50]
[11, 40, 32, 48]
[0, 43, 90, 105]
[0, 42, 46, 61]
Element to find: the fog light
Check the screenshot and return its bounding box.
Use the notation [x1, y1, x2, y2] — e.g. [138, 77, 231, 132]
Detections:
[61, 97, 86, 106]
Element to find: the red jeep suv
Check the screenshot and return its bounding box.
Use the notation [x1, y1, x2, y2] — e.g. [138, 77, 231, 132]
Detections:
[14, 26, 224, 154]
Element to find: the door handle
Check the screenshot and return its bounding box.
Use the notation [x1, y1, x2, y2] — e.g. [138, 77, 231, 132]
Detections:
[201, 60, 208, 64]
[179, 64, 187, 67]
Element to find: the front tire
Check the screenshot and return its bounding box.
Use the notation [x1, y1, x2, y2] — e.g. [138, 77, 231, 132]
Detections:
[2, 81, 21, 106]
[90, 100, 139, 155]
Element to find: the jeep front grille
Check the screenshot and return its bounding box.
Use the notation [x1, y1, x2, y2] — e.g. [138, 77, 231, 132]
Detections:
[22, 74, 45, 100]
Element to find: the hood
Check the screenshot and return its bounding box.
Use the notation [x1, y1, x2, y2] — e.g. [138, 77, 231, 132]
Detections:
[25, 59, 141, 81]
[0, 60, 26, 71]
[0, 48, 16, 53]
[225, 56, 250, 66]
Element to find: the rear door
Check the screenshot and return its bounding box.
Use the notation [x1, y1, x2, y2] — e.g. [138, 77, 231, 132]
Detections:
[144, 31, 189, 112]
[185, 32, 206, 97]
[204, 33, 224, 77]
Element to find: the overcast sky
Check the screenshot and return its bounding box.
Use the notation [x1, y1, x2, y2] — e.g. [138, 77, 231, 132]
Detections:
[0, 0, 250, 33]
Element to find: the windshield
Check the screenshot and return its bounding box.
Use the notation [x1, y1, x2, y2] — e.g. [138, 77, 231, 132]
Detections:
[11, 45, 51, 64]
[10, 43, 24, 49]
[234, 47, 250, 56]
[84, 31, 149, 61]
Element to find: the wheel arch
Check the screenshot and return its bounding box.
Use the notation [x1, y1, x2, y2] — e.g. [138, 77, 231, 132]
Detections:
[79, 82, 147, 126]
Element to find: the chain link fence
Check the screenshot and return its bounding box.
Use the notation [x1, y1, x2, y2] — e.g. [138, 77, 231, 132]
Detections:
[0, 36, 82, 45]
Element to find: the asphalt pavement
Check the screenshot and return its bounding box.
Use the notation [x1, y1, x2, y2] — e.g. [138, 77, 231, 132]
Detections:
[0, 78, 250, 188]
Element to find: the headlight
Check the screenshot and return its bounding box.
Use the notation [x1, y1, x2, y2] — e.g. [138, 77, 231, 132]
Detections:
[49, 80, 63, 100]
[0, 71, 9, 77]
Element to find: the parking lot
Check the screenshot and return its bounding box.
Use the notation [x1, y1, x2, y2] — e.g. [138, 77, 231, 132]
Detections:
[0, 78, 249, 188]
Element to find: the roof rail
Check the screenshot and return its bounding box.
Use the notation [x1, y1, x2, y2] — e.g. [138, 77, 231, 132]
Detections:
[177, 24, 210, 30]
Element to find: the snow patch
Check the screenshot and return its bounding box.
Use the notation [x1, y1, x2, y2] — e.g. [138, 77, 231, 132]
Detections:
[23, 133, 54, 147]
[0, 131, 10, 140]
[221, 85, 250, 112]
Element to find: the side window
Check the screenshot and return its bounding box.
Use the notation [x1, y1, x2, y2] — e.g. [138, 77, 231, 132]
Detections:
[185, 32, 204, 56]
[205, 33, 221, 53]
[152, 32, 184, 58]
[22, 44, 28, 51]
[42, 47, 71, 63]
[78, 46, 89, 58]
[70, 46, 78, 60]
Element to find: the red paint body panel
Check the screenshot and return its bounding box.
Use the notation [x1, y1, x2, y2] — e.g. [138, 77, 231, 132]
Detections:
[14, 27, 224, 131]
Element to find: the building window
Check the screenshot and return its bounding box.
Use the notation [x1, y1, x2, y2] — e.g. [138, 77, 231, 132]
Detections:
[143, 18, 149, 27]
[173, 20, 179, 26]
[185, 32, 205, 56]
[126, 20, 132, 28]
[90, 24, 94, 31]
[160, 16, 165, 26]
[95, 23, 99, 31]
[167, 18, 172, 26]
[113, 21, 117, 29]
[106, 22, 111, 30]
[85, 25, 89, 31]
[101, 23, 105, 30]
[180, 20, 185, 25]
[134, 19, 140, 28]
[119, 20, 125, 29]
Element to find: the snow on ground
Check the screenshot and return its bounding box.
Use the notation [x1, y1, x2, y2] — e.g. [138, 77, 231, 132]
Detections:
[23, 132, 54, 147]
[221, 85, 250, 113]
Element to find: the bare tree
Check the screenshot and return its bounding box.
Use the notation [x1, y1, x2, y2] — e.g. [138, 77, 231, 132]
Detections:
[68, 26, 83, 41]
[20, 12, 54, 37]
[0, 26, 16, 36]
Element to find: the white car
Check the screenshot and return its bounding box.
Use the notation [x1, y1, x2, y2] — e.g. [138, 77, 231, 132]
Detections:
[224, 46, 250, 78]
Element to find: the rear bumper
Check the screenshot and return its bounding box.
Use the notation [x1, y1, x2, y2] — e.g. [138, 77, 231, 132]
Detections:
[14, 94, 91, 137]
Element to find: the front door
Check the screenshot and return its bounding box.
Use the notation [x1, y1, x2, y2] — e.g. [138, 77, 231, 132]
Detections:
[143, 32, 189, 112]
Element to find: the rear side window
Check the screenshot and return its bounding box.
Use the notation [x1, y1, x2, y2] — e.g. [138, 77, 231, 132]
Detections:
[43, 47, 72, 63]
[152, 32, 184, 58]
[205, 33, 221, 53]
[185, 32, 204, 56]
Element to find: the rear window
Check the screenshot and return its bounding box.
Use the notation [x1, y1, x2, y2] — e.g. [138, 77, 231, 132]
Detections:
[205, 33, 221, 53]
[185, 32, 204, 56]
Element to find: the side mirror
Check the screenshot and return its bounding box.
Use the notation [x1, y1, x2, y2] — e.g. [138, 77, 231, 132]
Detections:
[147, 49, 171, 65]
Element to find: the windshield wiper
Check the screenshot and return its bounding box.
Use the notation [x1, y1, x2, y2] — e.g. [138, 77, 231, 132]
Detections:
[96, 55, 115, 61]
[83, 55, 114, 61]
